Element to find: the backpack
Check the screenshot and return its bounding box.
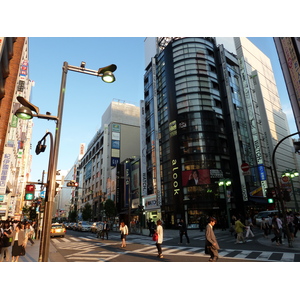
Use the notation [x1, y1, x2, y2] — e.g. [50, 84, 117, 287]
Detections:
[152, 232, 158, 241]
[2, 229, 12, 247]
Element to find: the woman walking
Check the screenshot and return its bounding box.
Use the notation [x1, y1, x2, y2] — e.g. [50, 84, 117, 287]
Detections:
[11, 223, 26, 262]
[24, 223, 35, 247]
[120, 221, 128, 248]
[261, 217, 269, 238]
[155, 220, 164, 258]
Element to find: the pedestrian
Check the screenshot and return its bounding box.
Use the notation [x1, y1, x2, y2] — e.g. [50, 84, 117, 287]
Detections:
[155, 219, 164, 258]
[11, 223, 26, 262]
[205, 217, 219, 262]
[220, 216, 226, 231]
[199, 216, 205, 232]
[24, 223, 34, 246]
[178, 219, 190, 244]
[0, 222, 12, 262]
[96, 222, 103, 239]
[150, 220, 156, 237]
[245, 217, 254, 239]
[31, 221, 37, 240]
[271, 214, 283, 245]
[287, 213, 295, 240]
[234, 217, 246, 244]
[120, 221, 128, 248]
[147, 219, 151, 236]
[230, 215, 237, 236]
[293, 213, 300, 238]
[261, 217, 269, 238]
[102, 221, 109, 240]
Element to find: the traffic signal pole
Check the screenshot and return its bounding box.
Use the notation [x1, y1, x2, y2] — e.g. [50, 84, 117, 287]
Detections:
[272, 131, 300, 248]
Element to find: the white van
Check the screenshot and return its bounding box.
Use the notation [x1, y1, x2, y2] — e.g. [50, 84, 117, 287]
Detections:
[254, 210, 278, 226]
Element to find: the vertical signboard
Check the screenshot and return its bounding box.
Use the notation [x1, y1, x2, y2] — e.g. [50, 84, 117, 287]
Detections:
[140, 100, 147, 197]
[164, 46, 183, 208]
[0, 147, 13, 195]
[111, 123, 120, 167]
[280, 38, 300, 103]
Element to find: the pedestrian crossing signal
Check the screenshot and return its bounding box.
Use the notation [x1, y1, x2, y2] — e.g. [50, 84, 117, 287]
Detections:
[25, 184, 35, 200]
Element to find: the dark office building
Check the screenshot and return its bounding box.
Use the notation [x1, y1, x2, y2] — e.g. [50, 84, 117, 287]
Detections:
[141, 37, 259, 228]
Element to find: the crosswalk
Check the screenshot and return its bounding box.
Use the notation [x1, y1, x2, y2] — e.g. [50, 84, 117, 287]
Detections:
[50, 234, 300, 262]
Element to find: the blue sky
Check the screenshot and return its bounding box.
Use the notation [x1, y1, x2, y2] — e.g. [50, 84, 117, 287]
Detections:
[27, 37, 295, 185]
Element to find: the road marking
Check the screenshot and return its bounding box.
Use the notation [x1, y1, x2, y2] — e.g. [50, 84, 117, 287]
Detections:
[52, 235, 300, 262]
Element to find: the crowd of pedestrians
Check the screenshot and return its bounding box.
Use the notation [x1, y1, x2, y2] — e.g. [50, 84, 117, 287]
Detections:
[0, 219, 36, 262]
[2, 211, 299, 262]
[229, 212, 300, 246]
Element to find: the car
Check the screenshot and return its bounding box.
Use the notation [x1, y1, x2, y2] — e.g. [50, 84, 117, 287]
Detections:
[71, 222, 78, 231]
[50, 223, 66, 238]
[78, 221, 92, 232]
[254, 210, 278, 227]
[64, 222, 71, 229]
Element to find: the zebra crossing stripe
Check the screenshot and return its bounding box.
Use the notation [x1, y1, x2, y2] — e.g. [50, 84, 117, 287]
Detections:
[69, 237, 81, 241]
[51, 236, 300, 262]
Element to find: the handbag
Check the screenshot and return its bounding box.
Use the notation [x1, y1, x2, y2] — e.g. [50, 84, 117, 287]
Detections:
[20, 245, 26, 256]
[152, 232, 158, 241]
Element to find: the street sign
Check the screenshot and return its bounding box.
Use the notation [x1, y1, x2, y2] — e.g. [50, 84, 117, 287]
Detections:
[241, 163, 250, 172]
[258, 164, 266, 181]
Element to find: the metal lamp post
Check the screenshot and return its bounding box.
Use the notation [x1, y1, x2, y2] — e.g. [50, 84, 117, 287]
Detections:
[218, 178, 232, 229]
[272, 131, 300, 248]
[15, 61, 117, 261]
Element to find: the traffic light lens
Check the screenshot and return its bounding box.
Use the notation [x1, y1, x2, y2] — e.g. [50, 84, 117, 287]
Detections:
[26, 185, 35, 192]
[25, 184, 35, 201]
[25, 194, 34, 200]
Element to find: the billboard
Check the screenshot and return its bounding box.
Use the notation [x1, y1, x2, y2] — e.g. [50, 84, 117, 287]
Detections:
[181, 169, 211, 187]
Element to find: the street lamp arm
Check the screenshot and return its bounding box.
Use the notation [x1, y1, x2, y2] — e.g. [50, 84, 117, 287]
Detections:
[272, 131, 300, 165]
[65, 63, 117, 78]
[271, 130, 300, 248]
[17, 96, 40, 114]
[33, 113, 59, 121]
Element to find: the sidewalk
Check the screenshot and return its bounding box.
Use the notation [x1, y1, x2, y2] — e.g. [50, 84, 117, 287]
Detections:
[18, 228, 300, 262]
[18, 239, 66, 262]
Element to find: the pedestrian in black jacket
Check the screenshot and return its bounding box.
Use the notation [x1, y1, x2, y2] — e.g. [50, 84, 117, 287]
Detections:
[178, 219, 190, 244]
[0, 222, 12, 262]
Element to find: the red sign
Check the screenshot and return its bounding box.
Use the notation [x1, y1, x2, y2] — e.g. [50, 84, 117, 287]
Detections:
[241, 163, 250, 172]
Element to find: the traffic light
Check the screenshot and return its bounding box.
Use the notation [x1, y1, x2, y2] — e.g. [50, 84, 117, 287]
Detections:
[266, 188, 275, 203]
[25, 184, 35, 200]
[283, 190, 291, 202]
[67, 180, 78, 187]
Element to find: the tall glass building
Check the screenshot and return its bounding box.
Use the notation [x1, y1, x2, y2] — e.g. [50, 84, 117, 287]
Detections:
[141, 37, 299, 228]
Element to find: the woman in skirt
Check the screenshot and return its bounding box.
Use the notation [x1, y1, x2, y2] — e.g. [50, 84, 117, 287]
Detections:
[11, 223, 26, 262]
[119, 221, 128, 248]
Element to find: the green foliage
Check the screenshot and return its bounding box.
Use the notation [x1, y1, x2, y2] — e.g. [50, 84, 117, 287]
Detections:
[82, 202, 92, 221]
[68, 210, 78, 222]
[104, 199, 117, 219]
[22, 204, 30, 215]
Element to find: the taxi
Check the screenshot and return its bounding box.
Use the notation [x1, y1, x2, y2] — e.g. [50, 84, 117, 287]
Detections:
[50, 223, 66, 238]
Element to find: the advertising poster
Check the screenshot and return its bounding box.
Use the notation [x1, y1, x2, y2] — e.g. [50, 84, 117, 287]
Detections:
[182, 169, 211, 187]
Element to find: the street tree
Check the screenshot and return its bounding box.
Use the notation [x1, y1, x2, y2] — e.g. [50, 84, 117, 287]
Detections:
[82, 202, 92, 221]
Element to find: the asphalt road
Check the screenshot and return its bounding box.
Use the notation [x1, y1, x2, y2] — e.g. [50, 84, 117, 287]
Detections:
[48, 227, 300, 262]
